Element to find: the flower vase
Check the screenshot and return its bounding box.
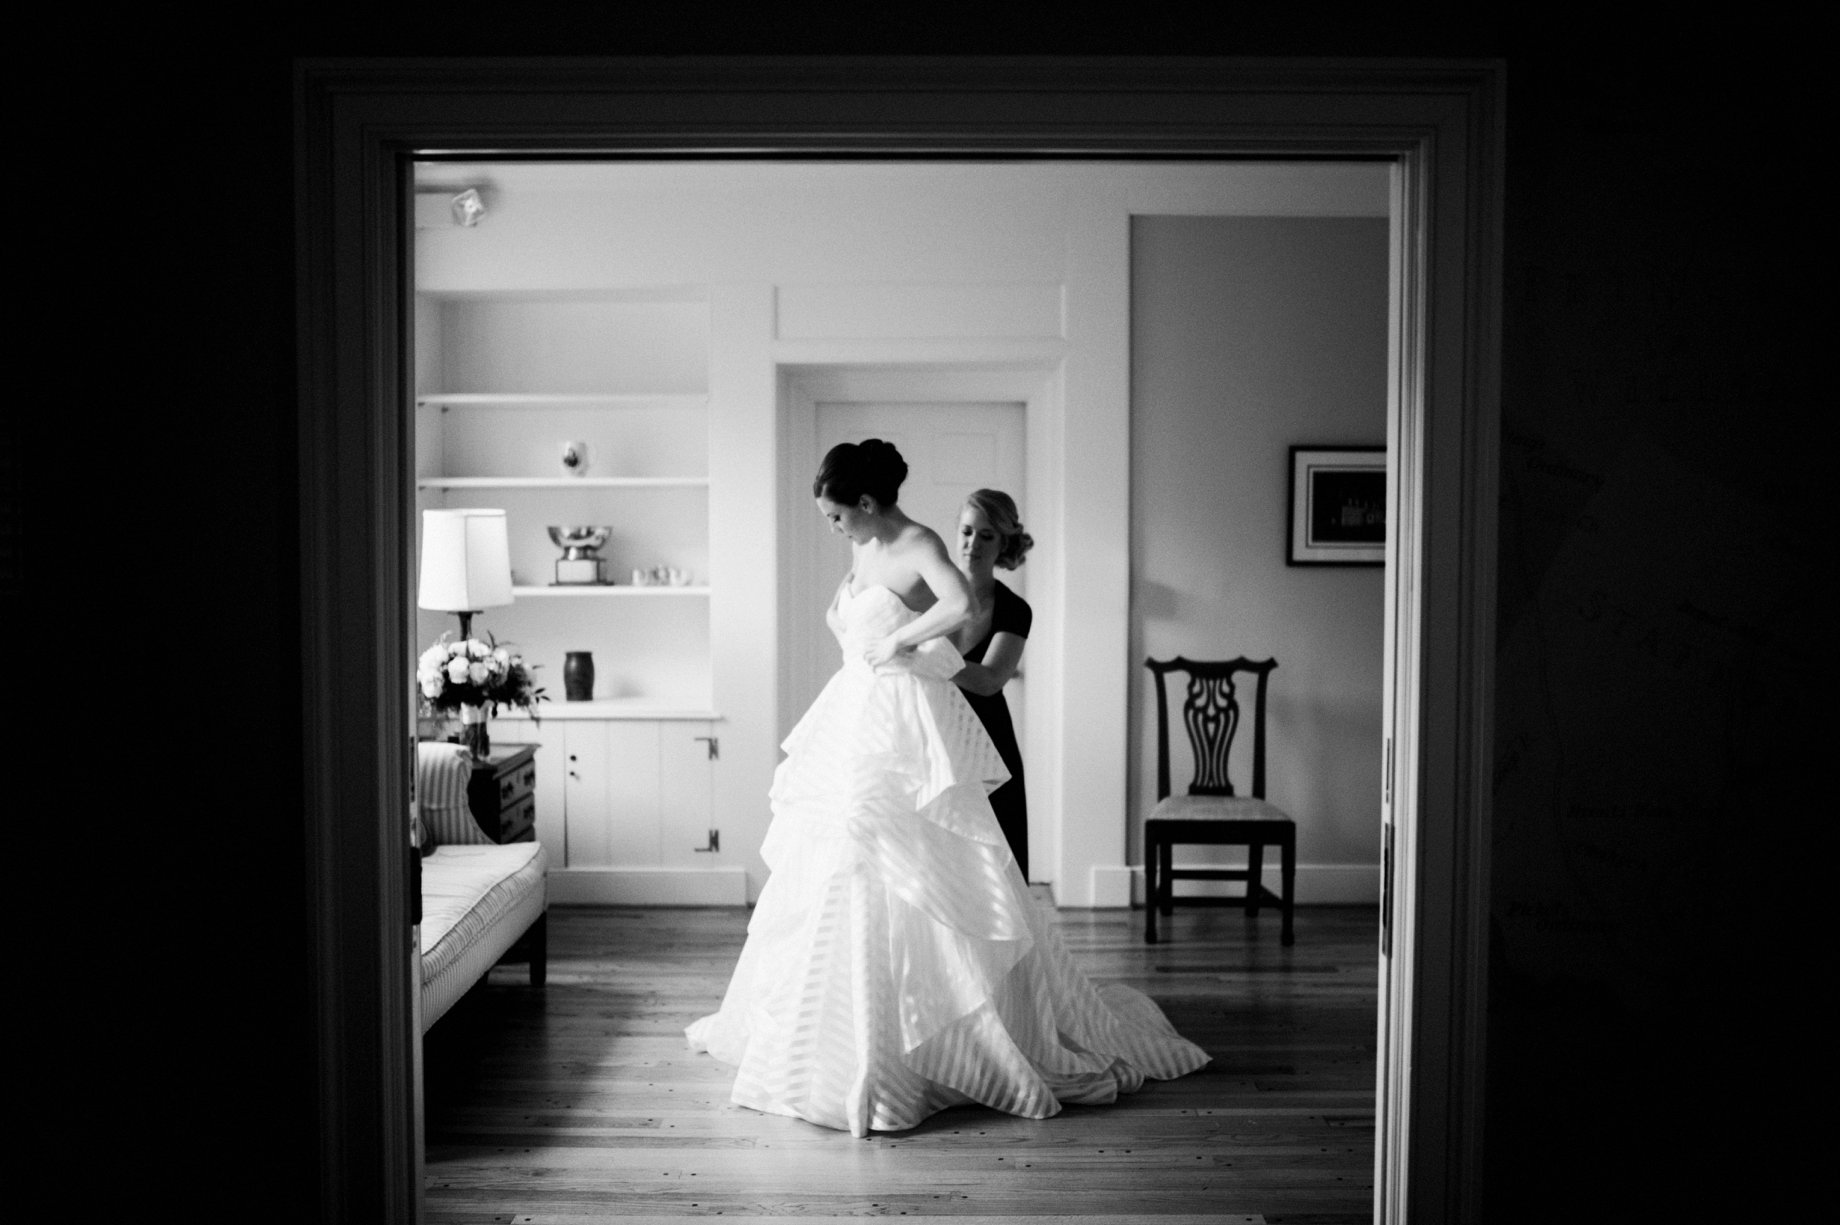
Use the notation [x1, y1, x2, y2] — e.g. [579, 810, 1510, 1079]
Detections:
[459, 703, 490, 758]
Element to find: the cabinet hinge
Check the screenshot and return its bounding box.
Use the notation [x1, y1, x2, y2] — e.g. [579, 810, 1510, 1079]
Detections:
[694, 735, 719, 760]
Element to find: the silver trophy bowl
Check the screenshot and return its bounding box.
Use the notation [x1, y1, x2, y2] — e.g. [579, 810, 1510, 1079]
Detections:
[548, 525, 612, 561]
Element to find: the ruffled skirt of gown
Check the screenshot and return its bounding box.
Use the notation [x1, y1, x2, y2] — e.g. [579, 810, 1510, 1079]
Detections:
[685, 586, 1209, 1136]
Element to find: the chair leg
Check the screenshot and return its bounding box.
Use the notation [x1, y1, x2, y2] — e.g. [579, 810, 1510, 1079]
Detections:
[1280, 836, 1296, 947]
[1159, 839, 1175, 915]
[1246, 843, 1264, 918]
[1144, 832, 1160, 944]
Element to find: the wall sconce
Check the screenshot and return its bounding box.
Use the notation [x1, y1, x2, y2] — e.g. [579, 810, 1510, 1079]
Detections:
[414, 187, 489, 229]
[450, 188, 487, 227]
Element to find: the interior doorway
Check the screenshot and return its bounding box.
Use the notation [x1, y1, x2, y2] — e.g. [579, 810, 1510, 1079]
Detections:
[789, 392, 1034, 872]
[299, 61, 1503, 1225]
[797, 399, 1027, 716]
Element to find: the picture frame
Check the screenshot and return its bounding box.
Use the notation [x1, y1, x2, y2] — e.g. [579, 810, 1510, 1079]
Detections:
[1287, 445, 1387, 566]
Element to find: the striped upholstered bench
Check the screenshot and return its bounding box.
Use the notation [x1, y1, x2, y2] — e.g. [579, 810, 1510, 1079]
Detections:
[416, 742, 548, 1032]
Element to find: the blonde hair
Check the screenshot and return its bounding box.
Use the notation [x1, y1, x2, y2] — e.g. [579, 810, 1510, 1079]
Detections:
[965, 488, 1034, 569]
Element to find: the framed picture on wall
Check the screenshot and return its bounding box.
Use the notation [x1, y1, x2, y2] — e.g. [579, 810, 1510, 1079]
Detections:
[1288, 445, 1386, 566]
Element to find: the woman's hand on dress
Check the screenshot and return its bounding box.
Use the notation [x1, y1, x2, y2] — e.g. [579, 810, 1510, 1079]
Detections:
[864, 636, 913, 669]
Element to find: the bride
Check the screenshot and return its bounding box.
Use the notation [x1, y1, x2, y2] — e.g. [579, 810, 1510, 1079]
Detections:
[686, 438, 1208, 1136]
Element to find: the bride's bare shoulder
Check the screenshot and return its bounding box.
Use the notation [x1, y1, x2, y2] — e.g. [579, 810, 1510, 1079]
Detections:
[893, 519, 949, 555]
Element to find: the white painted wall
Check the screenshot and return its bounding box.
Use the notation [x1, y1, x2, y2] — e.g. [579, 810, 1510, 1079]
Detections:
[1129, 217, 1389, 903]
[412, 162, 1388, 905]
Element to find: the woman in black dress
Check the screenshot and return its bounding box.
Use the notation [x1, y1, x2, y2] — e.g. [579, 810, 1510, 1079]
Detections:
[947, 489, 1035, 879]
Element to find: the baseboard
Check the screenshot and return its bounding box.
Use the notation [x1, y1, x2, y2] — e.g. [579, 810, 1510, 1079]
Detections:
[1090, 862, 1380, 907]
[549, 866, 749, 906]
[1089, 866, 1136, 908]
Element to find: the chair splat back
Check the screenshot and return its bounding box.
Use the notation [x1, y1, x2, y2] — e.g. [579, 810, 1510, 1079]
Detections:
[1184, 673, 1243, 797]
[1147, 656, 1275, 801]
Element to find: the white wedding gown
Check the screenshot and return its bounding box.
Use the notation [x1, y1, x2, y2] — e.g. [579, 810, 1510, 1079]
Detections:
[685, 583, 1209, 1136]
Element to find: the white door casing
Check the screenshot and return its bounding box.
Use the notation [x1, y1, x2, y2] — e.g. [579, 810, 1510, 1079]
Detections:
[300, 60, 1502, 1225]
[798, 400, 1033, 876]
[782, 366, 1061, 886]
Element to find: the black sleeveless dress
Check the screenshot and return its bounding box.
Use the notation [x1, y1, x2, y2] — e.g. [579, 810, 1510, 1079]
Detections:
[960, 580, 1032, 879]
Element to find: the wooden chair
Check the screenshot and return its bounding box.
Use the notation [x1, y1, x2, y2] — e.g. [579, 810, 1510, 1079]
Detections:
[1143, 656, 1294, 945]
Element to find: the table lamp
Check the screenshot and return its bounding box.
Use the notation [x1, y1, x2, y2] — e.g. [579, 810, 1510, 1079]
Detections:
[418, 508, 514, 640]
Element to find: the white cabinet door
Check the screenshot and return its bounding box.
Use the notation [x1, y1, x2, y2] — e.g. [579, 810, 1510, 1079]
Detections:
[660, 721, 720, 869]
[525, 720, 569, 855]
[525, 717, 741, 903]
[561, 721, 615, 867]
[601, 721, 665, 866]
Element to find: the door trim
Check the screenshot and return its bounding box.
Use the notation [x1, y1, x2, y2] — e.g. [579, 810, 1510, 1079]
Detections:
[297, 57, 1501, 1224]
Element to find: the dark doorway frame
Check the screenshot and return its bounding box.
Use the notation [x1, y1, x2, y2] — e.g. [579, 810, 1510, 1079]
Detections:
[296, 57, 1501, 1224]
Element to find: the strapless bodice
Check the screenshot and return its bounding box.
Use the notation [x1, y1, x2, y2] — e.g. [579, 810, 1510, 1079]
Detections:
[836, 584, 965, 681]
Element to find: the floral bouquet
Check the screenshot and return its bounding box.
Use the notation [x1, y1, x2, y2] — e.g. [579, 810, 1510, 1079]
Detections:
[416, 633, 547, 757]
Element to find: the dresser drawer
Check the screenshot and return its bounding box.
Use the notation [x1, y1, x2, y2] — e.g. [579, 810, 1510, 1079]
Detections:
[496, 794, 536, 843]
[496, 759, 537, 810]
[463, 743, 539, 844]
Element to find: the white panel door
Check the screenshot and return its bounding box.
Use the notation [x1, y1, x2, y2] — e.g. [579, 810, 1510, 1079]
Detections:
[799, 399, 1028, 782]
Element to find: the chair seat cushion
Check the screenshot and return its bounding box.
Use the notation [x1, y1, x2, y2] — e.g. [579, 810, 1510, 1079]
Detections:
[1149, 794, 1292, 824]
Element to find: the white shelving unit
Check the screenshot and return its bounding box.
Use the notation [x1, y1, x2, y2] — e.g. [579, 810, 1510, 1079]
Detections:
[414, 295, 714, 710]
[413, 291, 740, 903]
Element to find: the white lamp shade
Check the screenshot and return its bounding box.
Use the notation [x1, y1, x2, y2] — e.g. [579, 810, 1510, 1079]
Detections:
[418, 508, 514, 613]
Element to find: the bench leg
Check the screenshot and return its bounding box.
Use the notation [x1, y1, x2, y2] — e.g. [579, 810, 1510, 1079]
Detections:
[529, 911, 548, 986]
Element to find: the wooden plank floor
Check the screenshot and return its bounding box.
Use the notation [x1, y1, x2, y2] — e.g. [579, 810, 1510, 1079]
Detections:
[422, 900, 1378, 1224]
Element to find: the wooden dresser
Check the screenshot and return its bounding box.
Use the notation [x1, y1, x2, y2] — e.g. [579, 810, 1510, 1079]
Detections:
[466, 743, 538, 844]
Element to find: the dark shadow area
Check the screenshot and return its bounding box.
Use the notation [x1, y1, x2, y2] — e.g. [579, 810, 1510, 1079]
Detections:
[50, 9, 1817, 1223]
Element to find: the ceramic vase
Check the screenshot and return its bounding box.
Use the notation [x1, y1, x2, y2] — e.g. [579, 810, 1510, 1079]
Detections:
[564, 651, 596, 701]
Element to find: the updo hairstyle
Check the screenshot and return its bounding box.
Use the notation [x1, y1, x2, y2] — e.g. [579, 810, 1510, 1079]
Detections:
[966, 488, 1034, 570]
[814, 438, 908, 509]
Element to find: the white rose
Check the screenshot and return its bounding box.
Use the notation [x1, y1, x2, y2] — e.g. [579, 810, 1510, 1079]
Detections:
[468, 639, 491, 659]
[468, 661, 491, 685]
[493, 647, 511, 666]
[420, 677, 443, 699]
[446, 657, 470, 683]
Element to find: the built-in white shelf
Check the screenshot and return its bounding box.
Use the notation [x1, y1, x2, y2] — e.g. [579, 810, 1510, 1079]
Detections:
[418, 393, 707, 408]
[512, 585, 709, 597]
[418, 476, 710, 490]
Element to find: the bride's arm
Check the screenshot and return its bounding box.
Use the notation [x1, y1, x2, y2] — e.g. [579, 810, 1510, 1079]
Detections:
[825, 576, 849, 638]
[865, 534, 972, 665]
[953, 631, 1026, 696]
